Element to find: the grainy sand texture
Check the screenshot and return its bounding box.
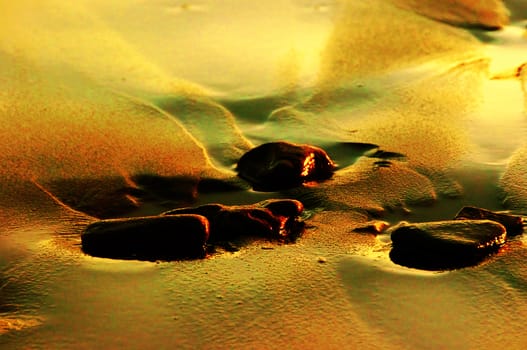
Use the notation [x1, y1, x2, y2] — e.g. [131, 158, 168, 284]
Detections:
[1, 1, 527, 349]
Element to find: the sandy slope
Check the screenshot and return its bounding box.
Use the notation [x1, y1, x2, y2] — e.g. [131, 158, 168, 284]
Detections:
[1, 1, 527, 349]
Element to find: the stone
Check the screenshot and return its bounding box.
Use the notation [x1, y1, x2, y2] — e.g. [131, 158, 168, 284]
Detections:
[353, 220, 390, 234]
[162, 199, 305, 242]
[81, 214, 209, 261]
[454, 206, 524, 236]
[163, 203, 224, 219]
[256, 199, 304, 218]
[389, 220, 507, 270]
[236, 141, 336, 191]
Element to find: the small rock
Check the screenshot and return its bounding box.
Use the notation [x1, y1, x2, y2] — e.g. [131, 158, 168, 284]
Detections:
[236, 141, 336, 191]
[389, 220, 506, 270]
[317, 256, 327, 264]
[257, 199, 304, 218]
[353, 220, 390, 234]
[81, 214, 209, 261]
[455, 206, 523, 236]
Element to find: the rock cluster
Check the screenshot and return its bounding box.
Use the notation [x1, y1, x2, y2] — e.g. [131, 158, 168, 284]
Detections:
[81, 199, 305, 261]
[80, 140, 333, 261]
[79, 140, 525, 270]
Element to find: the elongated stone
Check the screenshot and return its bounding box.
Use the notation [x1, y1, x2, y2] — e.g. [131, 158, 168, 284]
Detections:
[455, 206, 524, 236]
[389, 220, 506, 270]
[163, 203, 224, 219]
[256, 199, 304, 218]
[81, 214, 209, 261]
[236, 141, 336, 191]
[162, 199, 305, 242]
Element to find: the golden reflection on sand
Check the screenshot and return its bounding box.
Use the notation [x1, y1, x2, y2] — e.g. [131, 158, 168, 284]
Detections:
[0, 316, 44, 335]
[1, 1, 527, 349]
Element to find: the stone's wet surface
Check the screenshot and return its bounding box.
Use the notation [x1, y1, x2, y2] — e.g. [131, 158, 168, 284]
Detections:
[256, 198, 305, 218]
[2, 0, 527, 348]
[162, 199, 305, 243]
[81, 214, 209, 261]
[353, 220, 390, 234]
[389, 220, 507, 270]
[455, 206, 524, 236]
[236, 141, 336, 191]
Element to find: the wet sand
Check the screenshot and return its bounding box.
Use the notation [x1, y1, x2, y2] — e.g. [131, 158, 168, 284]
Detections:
[1, 0, 527, 348]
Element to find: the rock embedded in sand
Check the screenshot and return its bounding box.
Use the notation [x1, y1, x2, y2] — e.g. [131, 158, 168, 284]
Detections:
[256, 198, 304, 218]
[353, 220, 390, 234]
[162, 199, 305, 242]
[162, 203, 224, 220]
[236, 141, 336, 191]
[389, 220, 507, 270]
[455, 206, 524, 236]
[81, 214, 209, 261]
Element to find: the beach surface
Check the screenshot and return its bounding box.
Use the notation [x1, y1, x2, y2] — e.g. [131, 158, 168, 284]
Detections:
[1, 0, 527, 348]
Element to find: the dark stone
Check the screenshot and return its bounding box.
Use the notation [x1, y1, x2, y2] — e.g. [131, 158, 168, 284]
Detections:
[257, 199, 304, 218]
[81, 214, 209, 261]
[455, 206, 524, 236]
[163, 203, 224, 219]
[389, 220, 506, 270]
[353, 221, 390, 234]
[213, 207, 283, 240]
[236, 141, 336, 191]
[162, 199, 305, 243]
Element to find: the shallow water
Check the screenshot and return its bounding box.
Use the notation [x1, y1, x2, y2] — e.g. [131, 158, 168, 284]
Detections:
[1, 0, 527, 349]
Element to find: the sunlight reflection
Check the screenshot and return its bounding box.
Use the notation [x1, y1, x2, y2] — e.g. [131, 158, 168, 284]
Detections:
[2, 1, 527, 349]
